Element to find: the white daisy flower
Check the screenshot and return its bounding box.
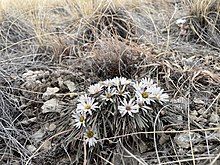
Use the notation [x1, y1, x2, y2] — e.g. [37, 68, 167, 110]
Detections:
[131, 81, 145, 92]
[150, 87, 169, 104]
[101, 79, 113, 87]
[136, 87, 155, 105]
[72, 113, 86, 129]
[76, 95, 99, 115]
[100, 87, 116, 102]
[88, 83, 103, 95]
[119, 77, 131, 85]
[136, 98, 152, 114]
[111, 77, 131, 86]
[111, 77, 120, 86]
[141, 77, 155, 88]
[115, 85, 130, 98]
[78, 94, 89, 103]
[85, 129, 97, 148]
[118, 98, 139, 117]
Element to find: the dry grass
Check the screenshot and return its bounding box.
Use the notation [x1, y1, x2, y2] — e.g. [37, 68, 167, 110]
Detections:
[186, 0, 220, 48]
[0, 0, 219, 164]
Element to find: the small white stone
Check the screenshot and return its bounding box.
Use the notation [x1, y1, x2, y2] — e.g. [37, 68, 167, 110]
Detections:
[42, 98, 61, 113]
[176, 18, 187, 25]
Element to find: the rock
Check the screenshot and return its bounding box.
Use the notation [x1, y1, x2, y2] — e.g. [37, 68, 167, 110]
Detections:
[64, 80, 76, 92]
[41, 140, 52, 152]
[46, 123, 56, 131]
[41, 98, 61, 113]
[171, 97, 188, 111]
[209, 113, 219, 123]
[174, 133, 201, 149]
[191, 110, 198, 116]
[42, 87, 60, 99]
[58, 77, 64, 87]
[32, 129, 45, 143]
[27, 145, 37, 153]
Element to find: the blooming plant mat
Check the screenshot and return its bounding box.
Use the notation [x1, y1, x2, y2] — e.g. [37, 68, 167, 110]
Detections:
[72, 77, 169, 155]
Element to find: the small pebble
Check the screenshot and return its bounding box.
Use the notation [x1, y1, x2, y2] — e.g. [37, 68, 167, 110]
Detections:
[191, 110, 198, 116]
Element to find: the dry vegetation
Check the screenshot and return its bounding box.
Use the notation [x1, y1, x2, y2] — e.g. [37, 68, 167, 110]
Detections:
[0, 0, 219, 164]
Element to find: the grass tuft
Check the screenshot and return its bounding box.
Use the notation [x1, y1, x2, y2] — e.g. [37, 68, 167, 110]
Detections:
[187, 0, 220, 48]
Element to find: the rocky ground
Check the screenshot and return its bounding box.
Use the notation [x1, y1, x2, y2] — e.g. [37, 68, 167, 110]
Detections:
[0, 0, 219, 164]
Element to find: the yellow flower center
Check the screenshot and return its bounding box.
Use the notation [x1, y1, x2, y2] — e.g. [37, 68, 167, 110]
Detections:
[79, 115, 85, 122]
[126, 106, 131, 111]
[106, 93, 112, 99]
[87, 130, 94, 138]
[142, 91, 149, 98]
[84, 104, 91, 110]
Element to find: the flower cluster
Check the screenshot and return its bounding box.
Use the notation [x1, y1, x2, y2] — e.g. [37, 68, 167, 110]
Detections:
[72, 77, 169, 148]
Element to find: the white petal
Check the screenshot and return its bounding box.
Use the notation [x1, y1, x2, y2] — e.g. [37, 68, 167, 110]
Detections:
[121, 99, 127, 106]
[88, 137, 97, 147]
[74, 123, 81, 129]
[132, 105, 139, 110]
[128, 111, 134, 117]
[128, 98, 134, 105]
[121, 110, 127, 117]
[118, 106, 125, 111]
[76, 109, 82, 114]
[87, 110, 92, 115]
[131, 109, 139, 114]
[77, 103, 84, 110]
